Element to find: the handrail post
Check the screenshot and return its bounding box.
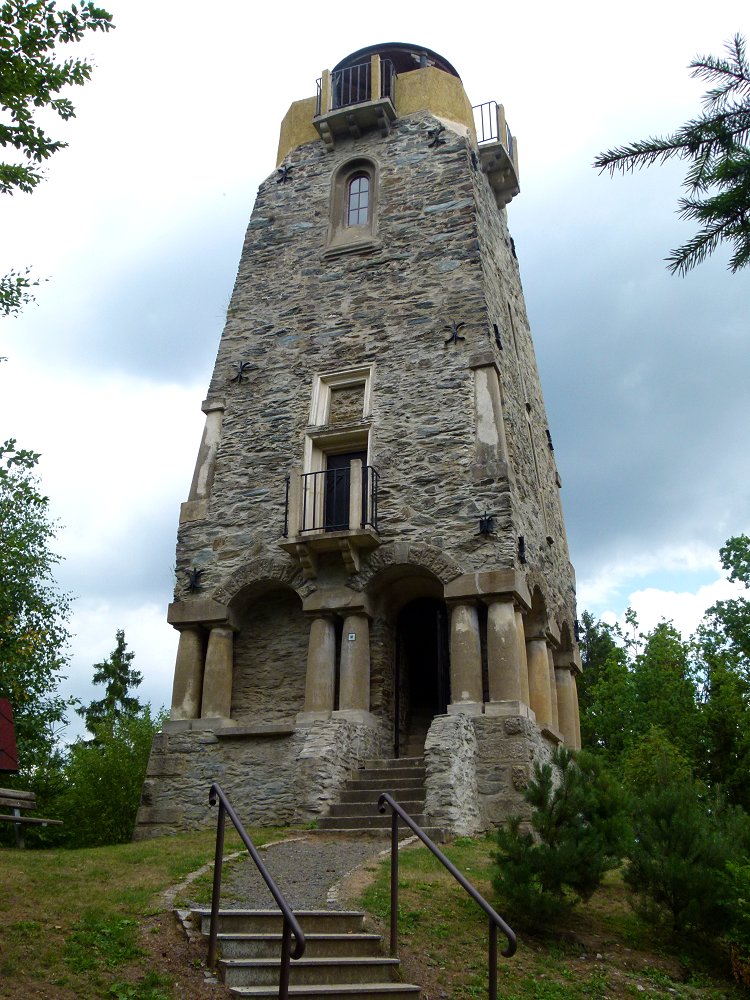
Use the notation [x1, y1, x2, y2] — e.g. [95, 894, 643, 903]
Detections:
[489, 918, 497, 1000]
[390, 808, 399, 957]
[279, 918, 292, 1000]
[208, 800, 226, 969]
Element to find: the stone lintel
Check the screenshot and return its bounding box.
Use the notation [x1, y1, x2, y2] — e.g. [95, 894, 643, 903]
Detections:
[167, 599, 234, 629]
[179, 499, 208, 523]
[302, 588, 373, 617]
[468, 350, 500, 373]
[331, 709, 379, 727]
[444, 569, 531, 609]
[447, 701, 483, 716]
[484, 700, 535, 720]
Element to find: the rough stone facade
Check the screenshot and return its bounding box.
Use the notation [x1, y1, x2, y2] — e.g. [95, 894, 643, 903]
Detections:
[134, 43, 581, 841]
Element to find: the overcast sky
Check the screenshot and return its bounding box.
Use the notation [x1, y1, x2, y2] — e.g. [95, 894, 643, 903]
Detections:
[1, 0, 748, 733]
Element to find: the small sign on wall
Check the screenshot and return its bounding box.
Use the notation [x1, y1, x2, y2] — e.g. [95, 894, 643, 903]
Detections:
[347, 633, 356, 641]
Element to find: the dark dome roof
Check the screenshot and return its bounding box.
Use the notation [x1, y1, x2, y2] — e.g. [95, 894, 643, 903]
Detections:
[332, 43, 461, 79]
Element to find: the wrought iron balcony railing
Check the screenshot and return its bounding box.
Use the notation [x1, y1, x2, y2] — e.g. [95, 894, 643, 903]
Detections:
[283, 464, 379, 537]
[316, 60, 396, 116]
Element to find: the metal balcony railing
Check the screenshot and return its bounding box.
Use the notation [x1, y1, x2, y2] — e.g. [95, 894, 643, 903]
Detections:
[316, 60, 396, 116]
[472, 99, 515, 159]
[283, 465, 380, 537]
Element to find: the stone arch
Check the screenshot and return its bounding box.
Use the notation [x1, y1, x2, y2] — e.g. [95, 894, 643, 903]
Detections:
[351, 541, 463, 593]
[525, 585, 550, 638]
[213, 556, 312, 607]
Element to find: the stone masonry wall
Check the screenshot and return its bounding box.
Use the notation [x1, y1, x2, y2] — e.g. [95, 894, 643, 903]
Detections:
[231, 589, 308, 725]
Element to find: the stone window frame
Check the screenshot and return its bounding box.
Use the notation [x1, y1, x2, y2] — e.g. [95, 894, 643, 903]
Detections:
[324, 157, 381, 258]
[305, 365, 374, 475]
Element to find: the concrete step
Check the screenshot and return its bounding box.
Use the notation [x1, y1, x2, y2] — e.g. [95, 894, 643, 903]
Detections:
[217, 932, 383, 960]
[328, 800, 423, 818]
[219, 956, 400, 987]
[191, 908, 365, 936]
[229, 984, 421, 999]
[338, 788, 424, 805]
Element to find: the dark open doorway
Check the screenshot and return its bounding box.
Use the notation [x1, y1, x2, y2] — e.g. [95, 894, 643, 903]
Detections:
[394, 597, 449, 756]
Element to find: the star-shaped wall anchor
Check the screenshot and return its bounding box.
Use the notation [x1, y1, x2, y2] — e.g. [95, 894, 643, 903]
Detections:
[444, 320, 466, 345]
[186, 567, 203, 592]
[230, 361, 252, 384]
[427, 125, 446, 148]
[276, 164, 294, 184]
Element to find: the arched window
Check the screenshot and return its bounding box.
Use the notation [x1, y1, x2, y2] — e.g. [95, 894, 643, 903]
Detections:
[325, 158, 379, 257]
[346, 173, 370, 226]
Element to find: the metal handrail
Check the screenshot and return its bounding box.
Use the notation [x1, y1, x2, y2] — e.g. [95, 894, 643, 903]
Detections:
[377, 792, 516, 1000]
[207, 783, 305, 997]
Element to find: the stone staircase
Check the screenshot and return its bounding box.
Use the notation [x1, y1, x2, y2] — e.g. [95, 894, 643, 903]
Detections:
[189, 907, 421, 998]
[316, 755, 443, 840]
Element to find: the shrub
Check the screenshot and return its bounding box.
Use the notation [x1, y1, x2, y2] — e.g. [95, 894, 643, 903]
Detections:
[492, 748, 629, 931]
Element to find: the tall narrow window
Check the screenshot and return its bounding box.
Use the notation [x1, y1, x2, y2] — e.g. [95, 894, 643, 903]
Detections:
[347, 174, 370, 226]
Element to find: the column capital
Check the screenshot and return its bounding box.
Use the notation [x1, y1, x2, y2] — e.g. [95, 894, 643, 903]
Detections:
[444, 570, 531, 610]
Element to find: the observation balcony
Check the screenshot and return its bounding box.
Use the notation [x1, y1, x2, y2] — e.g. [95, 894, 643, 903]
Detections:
[280, 462, 381, 579]
[314, 55, 397, 150]
[472, 100, 520, 207]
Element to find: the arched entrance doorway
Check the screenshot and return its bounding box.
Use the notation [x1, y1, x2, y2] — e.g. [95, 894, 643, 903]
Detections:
[395, 597, 449, 756]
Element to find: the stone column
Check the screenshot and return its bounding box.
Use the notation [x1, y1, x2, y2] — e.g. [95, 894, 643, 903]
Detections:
[572, 672, 582, 749]
[200, 625, 234, 721]
[485, 597, 528, 715]
[514, 608, 531, 707]
[554, 667, 577, 746]
[301, 615, 337, 718]
[448, 602, 483, 714]
[526, 635, 553, 728]
[547, 647, 560, 732]
[169, 626, 204, 720]
[338, 613, 370, 714]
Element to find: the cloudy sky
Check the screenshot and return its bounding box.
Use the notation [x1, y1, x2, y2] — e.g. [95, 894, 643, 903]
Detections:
[1, 0, 748, 731]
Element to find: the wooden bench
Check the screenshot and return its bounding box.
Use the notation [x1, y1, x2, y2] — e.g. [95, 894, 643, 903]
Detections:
[0, 787, 63, 847]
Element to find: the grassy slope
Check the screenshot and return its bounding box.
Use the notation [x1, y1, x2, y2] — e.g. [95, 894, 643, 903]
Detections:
[0, 830, 745, 1000]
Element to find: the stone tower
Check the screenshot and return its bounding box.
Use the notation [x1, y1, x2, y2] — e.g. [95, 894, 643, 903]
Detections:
[135, 43, 581, 840]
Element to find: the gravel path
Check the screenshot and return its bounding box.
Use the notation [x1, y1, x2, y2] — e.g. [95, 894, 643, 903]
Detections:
[216, 835, 389, 910]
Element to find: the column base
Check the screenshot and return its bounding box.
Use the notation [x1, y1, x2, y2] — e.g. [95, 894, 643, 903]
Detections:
[540, 724, 564, 744]
[447, 701, 484, 717]
[295, 710, 332, 726]
[163, 718, 195, 733]
[331, 709, 379, 726]
[483, 700, 535, 720]
[197, 716, 237, 730]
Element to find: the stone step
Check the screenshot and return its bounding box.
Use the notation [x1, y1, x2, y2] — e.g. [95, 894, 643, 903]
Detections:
[220, 956, 400, 988]
[349, 767, 425, 783]
[362, 757, 423, 769]
[192, 909, 365, 936]
[338, 788, 424, 805]
[217, 932, 383, 960]
[312, 825, 446, 843]
[318, 813, 426, 831]
[328, 800, 423, 818]
[344, 776, 425, 792]
[228, 984, 421, 999]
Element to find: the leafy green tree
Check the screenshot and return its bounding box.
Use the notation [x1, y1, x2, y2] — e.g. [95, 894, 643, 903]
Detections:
[577, 612, 635, 757]
[595, 34, 750, 274]
[493, 748, 629, 931]
[60, 706, 161, 846]
[77, 629, 143, 733]
[1, 1, 113, 315]
[624, 750, 749, 933]
[0, 439, 70, 781]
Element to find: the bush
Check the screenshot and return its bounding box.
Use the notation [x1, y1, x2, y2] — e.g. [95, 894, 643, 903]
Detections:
[623, 748, 750, 934]
[492, 748, 629, 931]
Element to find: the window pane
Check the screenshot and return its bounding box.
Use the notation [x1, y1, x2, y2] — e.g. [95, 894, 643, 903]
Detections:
[347, 174, 370, 226]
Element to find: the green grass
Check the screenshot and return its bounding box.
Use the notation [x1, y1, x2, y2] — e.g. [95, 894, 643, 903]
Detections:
[357, 834, 745, 999]
[0, 825, 288, 999]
